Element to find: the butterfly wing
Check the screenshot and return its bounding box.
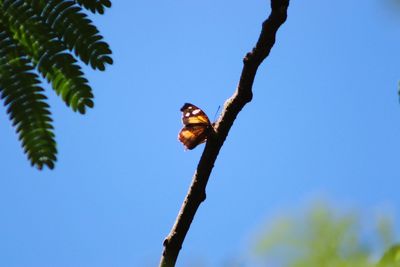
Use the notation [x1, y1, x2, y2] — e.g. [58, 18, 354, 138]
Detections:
[178, 125, 209, 150]
[180, 103, 211, 125]
[178, 103, 211, 150]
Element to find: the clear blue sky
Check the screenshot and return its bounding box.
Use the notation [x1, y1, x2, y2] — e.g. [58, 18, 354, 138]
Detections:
[1, 1, 400, 266]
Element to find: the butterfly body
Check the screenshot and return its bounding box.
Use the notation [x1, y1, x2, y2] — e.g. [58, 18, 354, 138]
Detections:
[178, 103, 212, 150]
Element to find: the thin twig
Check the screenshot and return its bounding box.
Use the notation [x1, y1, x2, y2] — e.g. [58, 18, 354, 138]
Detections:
[159, 1, 289, 266]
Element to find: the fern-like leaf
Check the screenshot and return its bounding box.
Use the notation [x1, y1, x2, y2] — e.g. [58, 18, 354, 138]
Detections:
[30, 0, 112, 70]
[74, 0, 111, 14]
[0, 0, 112, 169]
[0, 28, 56, 170]
[3, 0, 94, 113]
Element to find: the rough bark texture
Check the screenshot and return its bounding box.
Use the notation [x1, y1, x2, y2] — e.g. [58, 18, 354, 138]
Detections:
[159, 1, 290, 266]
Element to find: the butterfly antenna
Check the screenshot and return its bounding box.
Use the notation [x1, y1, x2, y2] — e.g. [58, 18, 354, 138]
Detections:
[213, 105, 221, 122]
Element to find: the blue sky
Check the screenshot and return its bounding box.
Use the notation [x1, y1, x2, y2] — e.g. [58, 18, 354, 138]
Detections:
[1, 1, 400, 266]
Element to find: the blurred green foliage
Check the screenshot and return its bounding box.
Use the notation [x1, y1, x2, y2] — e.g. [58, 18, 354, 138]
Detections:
[251, 203, 400, 267]
[378, 245, 400, 267]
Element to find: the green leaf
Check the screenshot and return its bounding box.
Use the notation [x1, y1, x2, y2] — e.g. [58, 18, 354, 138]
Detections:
[2, 0, 94, 113]
[378, 245, 400, 267]
[0, 0, 112, 169]
[74, 0, 112, 14]
[30, 0, 113, 70]
[0, 27, 57, 169]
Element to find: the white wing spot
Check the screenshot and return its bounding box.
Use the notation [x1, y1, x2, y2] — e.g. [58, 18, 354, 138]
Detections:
[185, 112, 191, 117]
[192, 109, 201, 115]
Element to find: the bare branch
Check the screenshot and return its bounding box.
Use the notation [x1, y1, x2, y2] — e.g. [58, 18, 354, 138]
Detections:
[159, 1, 290, 266]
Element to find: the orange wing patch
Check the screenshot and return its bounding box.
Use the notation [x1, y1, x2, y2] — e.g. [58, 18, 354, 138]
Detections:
[178, 103, 212, 150]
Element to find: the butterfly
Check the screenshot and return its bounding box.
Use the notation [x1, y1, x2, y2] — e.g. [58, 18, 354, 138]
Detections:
[178, 103, 213, 150]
